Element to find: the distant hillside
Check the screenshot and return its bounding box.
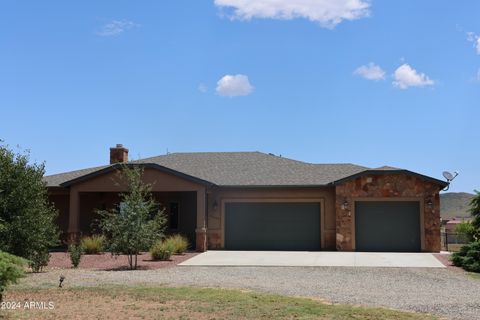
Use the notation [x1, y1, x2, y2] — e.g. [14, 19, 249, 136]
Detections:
[440, 192, 475, 218]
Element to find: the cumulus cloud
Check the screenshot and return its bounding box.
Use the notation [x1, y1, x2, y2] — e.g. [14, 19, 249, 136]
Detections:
[467, 32, 480, 55]
[214, 0, 371, 28]
[96, 20, 138, 36]
[392, 64, 434, 89]
[216, 74, 254, 97]
[353, 63, 385, 81]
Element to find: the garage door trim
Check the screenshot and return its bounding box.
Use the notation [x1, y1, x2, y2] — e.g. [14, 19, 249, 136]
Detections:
[351, 197, 425, 251]
[221, 198, 325, 249]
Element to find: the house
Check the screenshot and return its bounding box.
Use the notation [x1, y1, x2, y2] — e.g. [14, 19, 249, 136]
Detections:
[45, 144, 448, 252]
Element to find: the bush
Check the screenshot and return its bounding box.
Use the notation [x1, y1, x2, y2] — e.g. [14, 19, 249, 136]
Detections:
[68, 244, 83, 268]
[0, 251, 26, 302]
[81, 235, 105, 254]
[150, 240, 174, 261]
[451, 241, 480, 273]
[165, 234, 189, 254]
[28, 249, 50, 273]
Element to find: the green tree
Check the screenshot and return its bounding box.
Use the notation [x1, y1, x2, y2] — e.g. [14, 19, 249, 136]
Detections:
[455, 221, 478, 243]
[0, 143, 59, 272]
[0, 251, 26, 302]
[469, 190, 480, 231]
[97, 166, 167, 270]
[451, 190, 480, 273]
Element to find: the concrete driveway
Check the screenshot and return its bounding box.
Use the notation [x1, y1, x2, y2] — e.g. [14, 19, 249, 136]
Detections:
[179, 251, 445, 268]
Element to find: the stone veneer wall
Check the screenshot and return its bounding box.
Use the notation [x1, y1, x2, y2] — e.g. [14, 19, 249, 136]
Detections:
[335, 173, 441, 252]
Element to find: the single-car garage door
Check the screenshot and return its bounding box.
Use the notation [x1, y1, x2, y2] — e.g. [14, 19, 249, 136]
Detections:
[225, 202, 321, 251]
[355, 201, 421, 252]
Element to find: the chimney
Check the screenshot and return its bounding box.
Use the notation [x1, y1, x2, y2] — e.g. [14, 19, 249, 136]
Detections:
[110, 144, 129, 164]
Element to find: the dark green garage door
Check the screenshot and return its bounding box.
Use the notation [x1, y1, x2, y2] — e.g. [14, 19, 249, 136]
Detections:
[355, 201, 421, 252]
[225, 202, 321, 251]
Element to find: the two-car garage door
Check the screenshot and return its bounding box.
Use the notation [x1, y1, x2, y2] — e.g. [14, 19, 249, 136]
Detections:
[225, 202, 321, 251]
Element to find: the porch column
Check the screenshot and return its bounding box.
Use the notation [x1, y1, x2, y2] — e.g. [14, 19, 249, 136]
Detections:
[67, 189, 80, 243]
[195, 187, 207, 252]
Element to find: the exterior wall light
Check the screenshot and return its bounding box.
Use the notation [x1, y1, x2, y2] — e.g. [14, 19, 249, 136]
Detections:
[426, 198, 433, 208]
[212, 200, 218, 210]
[341, 199, 349, 211]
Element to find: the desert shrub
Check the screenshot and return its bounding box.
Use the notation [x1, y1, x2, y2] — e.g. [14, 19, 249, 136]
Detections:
[68, 244, 83, 268]
[0, 251, 26, 302]
[81, 235, 105, 254]
[165, 234, 189, 254]
[150, 240, 174, 261]
[451, 241, 480, 273]
[28, 249, 50, 273]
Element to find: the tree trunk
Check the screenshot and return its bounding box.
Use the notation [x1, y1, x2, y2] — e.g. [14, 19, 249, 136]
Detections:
[127, 254, 133, 269]
[134, 254, 138, 269]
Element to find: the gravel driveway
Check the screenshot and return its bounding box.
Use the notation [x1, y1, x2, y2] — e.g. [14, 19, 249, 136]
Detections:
[16, 266, 480, 320]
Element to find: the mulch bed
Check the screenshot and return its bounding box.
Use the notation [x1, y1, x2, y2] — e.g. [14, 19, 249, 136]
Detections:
[47, 251, 198, 271]
[433, 253, 464, 272]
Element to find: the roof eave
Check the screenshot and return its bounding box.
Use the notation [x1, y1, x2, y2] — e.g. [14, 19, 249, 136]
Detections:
[59, 163, 216, 188]
[331, 169, 449, 188]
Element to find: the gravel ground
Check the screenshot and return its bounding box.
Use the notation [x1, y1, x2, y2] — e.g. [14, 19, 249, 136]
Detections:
[15, 266, 480, 320]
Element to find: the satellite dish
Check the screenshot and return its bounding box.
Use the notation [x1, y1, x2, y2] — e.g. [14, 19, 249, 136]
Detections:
[443, 171, 454, 181]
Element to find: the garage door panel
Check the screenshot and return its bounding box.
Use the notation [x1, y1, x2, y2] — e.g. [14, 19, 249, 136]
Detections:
[225, 202, 321, 251]
[355, 201, 420, 252]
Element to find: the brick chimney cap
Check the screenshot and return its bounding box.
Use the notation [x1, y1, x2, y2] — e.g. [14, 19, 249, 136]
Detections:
[116, 144, 124, 148]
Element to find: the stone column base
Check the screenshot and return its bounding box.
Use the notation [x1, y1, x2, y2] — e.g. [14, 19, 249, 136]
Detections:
[195, 228, 207, 252]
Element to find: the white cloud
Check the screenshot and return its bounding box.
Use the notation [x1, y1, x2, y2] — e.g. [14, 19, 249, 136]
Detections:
[198, 83, 208, 93]
[392, 64, 434, 89]
[353, 63, 385, 81]
[96, 20, 138, 36]
[216, 74, 254, 97]
[214, 0, 371, 28]
[467, 32, 480, 55]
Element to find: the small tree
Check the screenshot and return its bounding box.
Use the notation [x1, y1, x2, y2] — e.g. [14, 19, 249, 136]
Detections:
[97, 166, 167, 270]
[0, 142, 59, 272]
[0, 251, 26, 302]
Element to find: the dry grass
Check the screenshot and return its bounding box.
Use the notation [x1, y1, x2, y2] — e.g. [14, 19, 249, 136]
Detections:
[1, 285, 438, 320]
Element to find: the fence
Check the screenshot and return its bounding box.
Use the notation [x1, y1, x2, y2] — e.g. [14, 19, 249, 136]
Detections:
[441, 231, 469, 252]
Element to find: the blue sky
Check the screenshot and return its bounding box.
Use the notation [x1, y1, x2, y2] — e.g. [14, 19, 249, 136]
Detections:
[0, 1, 479, 193]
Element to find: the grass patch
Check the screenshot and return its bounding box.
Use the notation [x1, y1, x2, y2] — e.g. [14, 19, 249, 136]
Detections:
[467, 272, 480, 280]
[1, 285, 438, 320]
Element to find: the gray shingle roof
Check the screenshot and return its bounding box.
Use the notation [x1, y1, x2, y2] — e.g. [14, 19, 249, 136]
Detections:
[43, 151, 369, 187]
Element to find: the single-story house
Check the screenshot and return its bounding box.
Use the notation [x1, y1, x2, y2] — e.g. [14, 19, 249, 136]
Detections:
[45, 144, 447, 252]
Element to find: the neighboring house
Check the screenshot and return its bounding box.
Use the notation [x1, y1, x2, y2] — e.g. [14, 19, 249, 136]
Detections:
[445, 218, 472, 233]
[45, 145, 448, 253]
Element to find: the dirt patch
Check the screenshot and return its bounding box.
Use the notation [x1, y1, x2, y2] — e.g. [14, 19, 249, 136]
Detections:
[47, 251, 197, 270]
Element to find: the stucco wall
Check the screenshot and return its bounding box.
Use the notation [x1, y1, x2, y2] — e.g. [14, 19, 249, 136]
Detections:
[206, 187, 336, 250]
[335, 173, 441, 252]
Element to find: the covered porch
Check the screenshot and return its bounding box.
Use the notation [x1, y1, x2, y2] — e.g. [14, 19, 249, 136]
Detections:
[48, 166, 208, 251]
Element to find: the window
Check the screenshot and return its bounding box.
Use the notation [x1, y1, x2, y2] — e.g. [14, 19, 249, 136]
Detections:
[169, 202, 179, 230]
